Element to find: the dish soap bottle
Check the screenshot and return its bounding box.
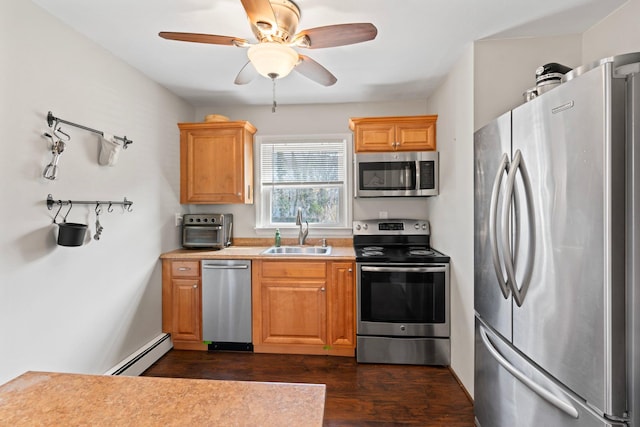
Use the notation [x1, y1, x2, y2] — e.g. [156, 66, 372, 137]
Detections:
[275, 228, 281, 247]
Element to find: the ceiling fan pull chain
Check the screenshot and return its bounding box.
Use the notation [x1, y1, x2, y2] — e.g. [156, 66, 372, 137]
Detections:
[272, 77, 277, 113]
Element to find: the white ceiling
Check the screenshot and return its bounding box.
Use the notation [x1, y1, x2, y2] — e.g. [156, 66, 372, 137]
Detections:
[32, 0, 625, 108]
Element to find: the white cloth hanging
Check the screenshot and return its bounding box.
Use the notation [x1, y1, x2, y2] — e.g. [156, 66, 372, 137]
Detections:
[98, 134, 122, 166]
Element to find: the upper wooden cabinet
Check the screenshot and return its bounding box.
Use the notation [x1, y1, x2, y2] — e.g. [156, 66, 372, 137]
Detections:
[179, 121, 256, 204]
[349, 115, 438, 152]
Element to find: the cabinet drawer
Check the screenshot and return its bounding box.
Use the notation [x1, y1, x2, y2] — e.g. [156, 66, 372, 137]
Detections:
[171, 261, 200, 277]
[261, 261, 326, 279]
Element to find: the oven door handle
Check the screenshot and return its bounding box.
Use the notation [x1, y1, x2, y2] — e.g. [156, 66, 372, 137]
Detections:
[360, 265, 447, 273]
[184, 225, 223, 230]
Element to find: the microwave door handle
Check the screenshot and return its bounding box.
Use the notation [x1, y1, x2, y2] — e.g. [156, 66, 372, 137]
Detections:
[479, 325, 578, 419]
[489, 153, 511, 299]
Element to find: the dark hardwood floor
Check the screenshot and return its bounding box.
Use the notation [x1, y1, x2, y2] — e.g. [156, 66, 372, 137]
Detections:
[142, 350, 474, 426]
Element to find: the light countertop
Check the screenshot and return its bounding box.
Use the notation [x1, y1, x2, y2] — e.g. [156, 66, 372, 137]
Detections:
[160, 245, 355, 260]
[0, 371, 326, 426]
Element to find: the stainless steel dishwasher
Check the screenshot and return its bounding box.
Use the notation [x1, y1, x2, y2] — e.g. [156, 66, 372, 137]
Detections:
[201, 259, 252, 351]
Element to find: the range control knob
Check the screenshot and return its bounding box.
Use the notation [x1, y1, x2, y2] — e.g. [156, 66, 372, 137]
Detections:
[355, 224, 361, 231]
[414, 223, 420, 229]
[363, 224, 368, 230]
[188, 218, 194, 223]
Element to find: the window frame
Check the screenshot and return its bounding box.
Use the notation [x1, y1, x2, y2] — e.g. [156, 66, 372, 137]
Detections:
[255, 133, 353, 235]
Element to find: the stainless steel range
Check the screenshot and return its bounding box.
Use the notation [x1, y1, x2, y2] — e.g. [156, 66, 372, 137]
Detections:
[354, 219, 450, 365]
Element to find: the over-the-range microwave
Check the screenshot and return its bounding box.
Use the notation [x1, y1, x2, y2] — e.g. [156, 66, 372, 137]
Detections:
[354, 151, 439, 197]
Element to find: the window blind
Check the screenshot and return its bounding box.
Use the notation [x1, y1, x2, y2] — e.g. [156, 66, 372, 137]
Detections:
[261, 142, 346, 185]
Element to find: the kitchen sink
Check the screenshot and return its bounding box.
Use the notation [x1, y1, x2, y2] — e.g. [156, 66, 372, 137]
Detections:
[261, 246, 332, 256]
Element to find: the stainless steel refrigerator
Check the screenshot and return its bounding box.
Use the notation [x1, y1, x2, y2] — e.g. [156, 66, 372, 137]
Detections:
[474, 53, 640, 426]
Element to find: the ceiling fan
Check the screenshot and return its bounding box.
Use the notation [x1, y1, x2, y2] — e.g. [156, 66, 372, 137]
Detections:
[159, 0, 377, 87]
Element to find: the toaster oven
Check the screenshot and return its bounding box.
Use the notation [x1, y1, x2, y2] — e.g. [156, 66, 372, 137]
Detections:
[182, 214, 233, 249]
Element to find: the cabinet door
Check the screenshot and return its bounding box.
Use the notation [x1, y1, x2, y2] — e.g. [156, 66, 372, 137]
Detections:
[259, 280, 327, 346]
[180, 127, 248, 204]
[396, 119, 436, 151]
[171, 278, 201, 342]
[354, 122, 395, 152]
[328, 262, 355, 348]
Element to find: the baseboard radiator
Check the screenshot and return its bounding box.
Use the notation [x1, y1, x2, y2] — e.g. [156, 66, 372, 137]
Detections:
[104, 333, 173, 376]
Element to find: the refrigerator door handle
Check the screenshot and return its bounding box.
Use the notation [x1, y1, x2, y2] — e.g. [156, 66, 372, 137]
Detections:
[479, 325, 579, 419]
[489, 153, 511, 299]
[502, 149, 536, 307]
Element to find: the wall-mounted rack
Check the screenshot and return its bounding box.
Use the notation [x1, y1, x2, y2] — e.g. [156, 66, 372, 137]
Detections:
[47, 111, 133, 149]
[46, 194, 133, 212]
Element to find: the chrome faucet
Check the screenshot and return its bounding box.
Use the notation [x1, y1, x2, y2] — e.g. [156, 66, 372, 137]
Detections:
[295, 207, 309, 245]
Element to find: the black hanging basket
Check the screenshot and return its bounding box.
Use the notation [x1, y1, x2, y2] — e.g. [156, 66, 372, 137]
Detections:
[57, 222, 87, 247]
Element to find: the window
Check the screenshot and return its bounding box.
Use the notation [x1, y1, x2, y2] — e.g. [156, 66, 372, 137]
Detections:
[257, 134, 351, 230]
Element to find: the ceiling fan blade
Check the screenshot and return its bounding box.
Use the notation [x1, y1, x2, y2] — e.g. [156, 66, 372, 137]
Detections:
[240, 0, 277, 32]
[159, 32, 248, 47]
[234, 61, 258, 85]
[293, 23, 377, 49]
[294, 55, 337, 86]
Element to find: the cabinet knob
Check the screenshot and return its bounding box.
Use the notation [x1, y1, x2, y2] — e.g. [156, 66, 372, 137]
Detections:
[320, 287, 326, 292]
[178, 267, 191, 271]
[193, 284, 198, 288]
[348, 268, 353, 273]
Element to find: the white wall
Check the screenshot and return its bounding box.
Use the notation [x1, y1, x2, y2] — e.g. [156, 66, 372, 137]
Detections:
[474, 34, 583, 130]
[424, 44, 476, 396]
[582, 0, 640, 63]
[0, 1, 194, 384]
[192, 101, 432, 239]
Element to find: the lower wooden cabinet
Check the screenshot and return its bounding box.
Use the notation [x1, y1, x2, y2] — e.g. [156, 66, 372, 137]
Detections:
[162, 260, 207, 351]
[162, 257, 356, 355]
[252, 259, 355, 356]
[328, 262, 356, 349]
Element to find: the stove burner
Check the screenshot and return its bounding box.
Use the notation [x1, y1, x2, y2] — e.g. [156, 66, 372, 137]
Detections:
[408, 249, 435, 256]
[363, 246, 384, 251]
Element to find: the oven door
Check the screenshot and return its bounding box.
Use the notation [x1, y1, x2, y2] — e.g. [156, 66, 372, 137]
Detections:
[357, 263, 449, 337]
[182, 225, 224, 249]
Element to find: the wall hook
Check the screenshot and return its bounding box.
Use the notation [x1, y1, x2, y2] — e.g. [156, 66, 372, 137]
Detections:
[63, 200, 73, 222]
[52, 203, 63, 224]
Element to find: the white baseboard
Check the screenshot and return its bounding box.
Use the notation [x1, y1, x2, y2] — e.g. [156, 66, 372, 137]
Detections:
[104, 333, 173, 376]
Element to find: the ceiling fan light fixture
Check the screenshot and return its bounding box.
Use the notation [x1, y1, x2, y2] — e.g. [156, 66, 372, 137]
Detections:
[248, 42, 299, 79]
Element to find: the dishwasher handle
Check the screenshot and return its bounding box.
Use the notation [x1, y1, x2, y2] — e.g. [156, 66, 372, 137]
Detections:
[202, 264, 249, 270]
